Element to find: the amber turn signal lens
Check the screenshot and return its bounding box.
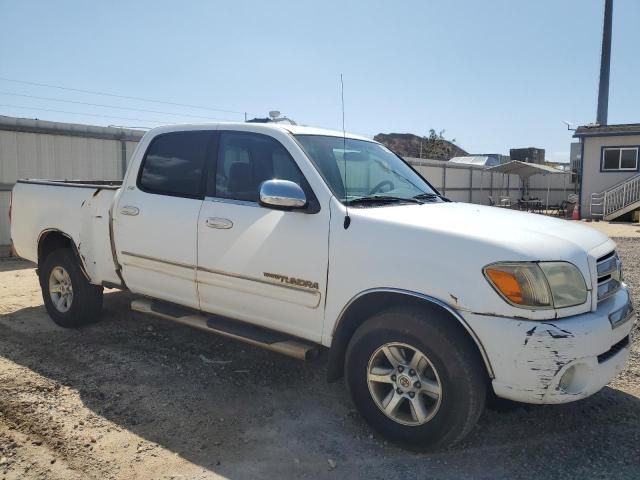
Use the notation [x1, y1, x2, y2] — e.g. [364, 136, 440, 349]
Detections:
[485, 268, 523, 304]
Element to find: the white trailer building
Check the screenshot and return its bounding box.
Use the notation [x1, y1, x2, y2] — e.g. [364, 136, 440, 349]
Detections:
[574, 123, 640, 220]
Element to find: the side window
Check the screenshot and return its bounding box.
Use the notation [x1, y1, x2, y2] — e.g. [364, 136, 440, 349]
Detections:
[216, 132, 304, 202]
[139, 131, 212, 198]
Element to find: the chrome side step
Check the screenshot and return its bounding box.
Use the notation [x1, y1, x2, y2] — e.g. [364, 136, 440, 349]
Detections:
[131, 298, 320, 361]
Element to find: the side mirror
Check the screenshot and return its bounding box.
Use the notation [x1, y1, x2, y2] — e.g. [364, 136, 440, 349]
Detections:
[259, 179, 307, 210]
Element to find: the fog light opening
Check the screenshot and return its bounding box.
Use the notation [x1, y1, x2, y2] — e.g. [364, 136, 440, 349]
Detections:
[558, 364, 589, 394]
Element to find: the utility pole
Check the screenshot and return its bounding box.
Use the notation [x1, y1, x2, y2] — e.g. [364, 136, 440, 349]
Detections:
[596, 0, 613, 125]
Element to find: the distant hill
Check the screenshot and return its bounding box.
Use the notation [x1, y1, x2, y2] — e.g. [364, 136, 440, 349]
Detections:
[374, 132, 467, 161]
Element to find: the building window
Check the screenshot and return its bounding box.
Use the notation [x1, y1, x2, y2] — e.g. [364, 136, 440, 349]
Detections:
[601, 147, 639, 172]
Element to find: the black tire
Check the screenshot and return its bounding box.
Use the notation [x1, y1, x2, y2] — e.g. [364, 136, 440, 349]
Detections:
[345, 305, 487, 451]
[39, 248, 104, 328]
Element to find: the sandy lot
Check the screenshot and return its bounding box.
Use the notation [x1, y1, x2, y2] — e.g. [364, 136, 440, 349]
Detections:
[0, 240, 639, 480]
[577, 221, 640, 238]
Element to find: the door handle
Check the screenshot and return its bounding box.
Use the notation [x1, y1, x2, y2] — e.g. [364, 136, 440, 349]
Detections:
[120, 206, 140, 216]
[206, 217, 233, 229]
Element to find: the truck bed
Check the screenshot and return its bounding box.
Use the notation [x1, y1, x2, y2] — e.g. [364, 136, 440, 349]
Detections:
[17, 179, 123, 189]
[11, 180, 122, 287]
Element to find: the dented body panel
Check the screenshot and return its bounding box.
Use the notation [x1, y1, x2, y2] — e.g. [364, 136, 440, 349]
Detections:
[11, 181, 121, 286]
[468, 286, 634, 403]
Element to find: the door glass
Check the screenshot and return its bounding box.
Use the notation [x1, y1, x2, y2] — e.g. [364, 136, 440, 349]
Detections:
[139, 131, 212, 197]
[215, 132, 304, 202]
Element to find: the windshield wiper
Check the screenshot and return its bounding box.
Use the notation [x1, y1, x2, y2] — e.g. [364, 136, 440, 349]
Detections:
[413, 192, 450, 202]
[345, 195, 424, 206]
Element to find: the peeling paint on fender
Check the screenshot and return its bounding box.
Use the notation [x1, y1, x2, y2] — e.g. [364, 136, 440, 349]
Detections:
[523, 326, 537, 345]
[515, 322, 579, 399]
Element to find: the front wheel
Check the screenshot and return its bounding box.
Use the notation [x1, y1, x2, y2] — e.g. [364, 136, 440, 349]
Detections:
[39, 248, 103, 328]
[345, 306, 487, 451]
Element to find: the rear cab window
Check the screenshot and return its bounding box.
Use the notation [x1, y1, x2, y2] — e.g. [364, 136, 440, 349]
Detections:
[138, 131, 214, 198]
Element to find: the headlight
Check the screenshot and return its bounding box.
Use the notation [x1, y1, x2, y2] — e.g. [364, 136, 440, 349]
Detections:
[539, 262, 589, 308]
[484, 262, 587, 309]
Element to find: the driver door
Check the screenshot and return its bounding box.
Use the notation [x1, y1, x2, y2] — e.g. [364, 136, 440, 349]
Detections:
[196, 131, 329, 342]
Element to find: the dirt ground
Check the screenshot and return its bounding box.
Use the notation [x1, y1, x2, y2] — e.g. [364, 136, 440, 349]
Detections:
[0, 240, 639, 480]
[578, 220, 640, 238]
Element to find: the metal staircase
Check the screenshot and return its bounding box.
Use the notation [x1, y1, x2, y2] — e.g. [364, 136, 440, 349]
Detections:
[590, 173, 640, 220]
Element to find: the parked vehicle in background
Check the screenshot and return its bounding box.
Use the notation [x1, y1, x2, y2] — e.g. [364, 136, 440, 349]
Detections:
[10, 122, 636, 450]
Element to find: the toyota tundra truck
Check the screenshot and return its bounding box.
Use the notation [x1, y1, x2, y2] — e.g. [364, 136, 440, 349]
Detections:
[9, 122, 636, 450]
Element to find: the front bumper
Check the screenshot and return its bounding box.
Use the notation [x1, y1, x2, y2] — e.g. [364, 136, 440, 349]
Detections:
[464, 286, 636, 404]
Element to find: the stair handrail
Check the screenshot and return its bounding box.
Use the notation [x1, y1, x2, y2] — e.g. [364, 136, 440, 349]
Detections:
[602, 175, 640, 218]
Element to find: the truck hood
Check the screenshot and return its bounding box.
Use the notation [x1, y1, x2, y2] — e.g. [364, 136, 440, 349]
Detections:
[353, 201, 611, 261]
[332, 200, 615, 321]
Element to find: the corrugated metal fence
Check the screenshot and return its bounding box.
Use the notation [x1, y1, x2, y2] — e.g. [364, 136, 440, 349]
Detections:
[0, 116, 143, 256]
[407, 157, 575, 205]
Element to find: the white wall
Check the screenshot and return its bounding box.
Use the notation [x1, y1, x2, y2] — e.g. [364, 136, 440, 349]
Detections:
[0, 192, 10, 247]
[125, 140, 139, 169]
[0, 131, 125, 183]
[408, 158, 574, 207]
[0, 130, 140, 255]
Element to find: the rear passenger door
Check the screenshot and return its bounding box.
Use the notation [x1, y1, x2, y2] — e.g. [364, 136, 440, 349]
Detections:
[196, 131, 329, 342]
[114, 130, 215, 308]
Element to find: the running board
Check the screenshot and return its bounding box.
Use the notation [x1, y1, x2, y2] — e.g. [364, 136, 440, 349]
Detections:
[130, 298, 319, 361]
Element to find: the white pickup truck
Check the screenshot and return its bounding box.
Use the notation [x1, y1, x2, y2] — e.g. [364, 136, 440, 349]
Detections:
[10, 122, 635, 450]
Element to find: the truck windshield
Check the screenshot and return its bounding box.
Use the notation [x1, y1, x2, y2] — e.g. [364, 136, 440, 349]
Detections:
[294, 135, 440, 205]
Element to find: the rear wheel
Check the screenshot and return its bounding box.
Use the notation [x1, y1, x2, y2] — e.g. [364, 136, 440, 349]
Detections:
[40, 248, 103, 327]
[345, 306, 486, 451]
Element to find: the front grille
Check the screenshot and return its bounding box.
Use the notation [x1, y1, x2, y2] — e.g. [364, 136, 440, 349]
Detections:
[596, 250, 622, 303]
[597, 335, 630, 364]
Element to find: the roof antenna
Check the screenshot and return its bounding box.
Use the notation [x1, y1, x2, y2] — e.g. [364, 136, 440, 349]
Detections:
[341, 74, 351, 229]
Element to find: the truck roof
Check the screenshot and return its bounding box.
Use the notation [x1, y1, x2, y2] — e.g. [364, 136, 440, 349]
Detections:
[144, 122, 375, 143]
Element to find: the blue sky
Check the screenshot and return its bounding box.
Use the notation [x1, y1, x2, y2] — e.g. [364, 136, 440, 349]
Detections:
[1, 0, 638, 163]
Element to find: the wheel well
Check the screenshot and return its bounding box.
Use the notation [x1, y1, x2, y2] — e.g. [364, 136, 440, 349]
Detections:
[37, 230, 82, 272]
[326, 291, 493, 382]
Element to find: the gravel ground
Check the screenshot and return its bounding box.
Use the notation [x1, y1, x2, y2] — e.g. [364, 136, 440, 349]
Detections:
[0, 239, 638, 479]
